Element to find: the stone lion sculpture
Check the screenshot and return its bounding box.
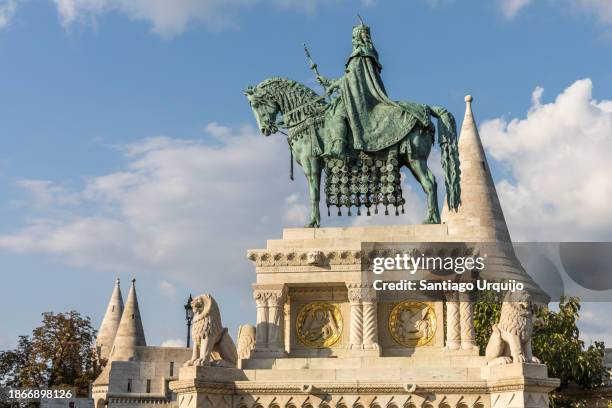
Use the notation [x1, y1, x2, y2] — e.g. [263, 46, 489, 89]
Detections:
[237, 324, 256, 360]
[185, 293, 238, 367]
[485, 290, 541, 366]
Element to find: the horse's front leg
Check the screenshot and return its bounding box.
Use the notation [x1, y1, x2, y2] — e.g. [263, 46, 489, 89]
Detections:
[303, 156, 322, 228]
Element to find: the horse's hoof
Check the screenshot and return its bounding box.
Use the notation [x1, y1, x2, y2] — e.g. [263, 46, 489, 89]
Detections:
[422, 217, 440, 225]
[304, 220, 320, 228]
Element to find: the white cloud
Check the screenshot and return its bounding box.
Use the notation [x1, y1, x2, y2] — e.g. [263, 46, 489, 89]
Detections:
[15, 180, 80, 208]
[498, 0, 532, 19]
[571, 0, 612, 25]
[576, 303, 612, 346]
[481, 82, 612, 343]
[500, 0, 612, 25]
[480, 78, 612, 240]
[282, 192, 309, 226]
[0, 124, 304, 286]
[53, 0, 241, 37]
[0, 0, 18, 28]
[159, 280, 177, 297]
[52, 0, 328, 38]
[160, 338, 185, 347]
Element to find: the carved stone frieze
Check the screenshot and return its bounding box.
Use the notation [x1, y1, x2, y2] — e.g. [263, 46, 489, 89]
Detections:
[247, 250, 362, 267]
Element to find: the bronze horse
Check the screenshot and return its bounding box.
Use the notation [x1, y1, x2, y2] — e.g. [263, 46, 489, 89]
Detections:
[245, 77, 461, 227]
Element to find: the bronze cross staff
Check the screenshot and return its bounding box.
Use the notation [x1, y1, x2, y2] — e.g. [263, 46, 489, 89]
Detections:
[304, 43, 331, 102]
[303, 43, 321, 78]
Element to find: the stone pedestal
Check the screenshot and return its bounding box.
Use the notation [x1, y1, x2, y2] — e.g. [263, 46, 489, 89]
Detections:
[170, 225, 558, 408]
[169, 366, 246, 408]
[482, 363, 560, 408]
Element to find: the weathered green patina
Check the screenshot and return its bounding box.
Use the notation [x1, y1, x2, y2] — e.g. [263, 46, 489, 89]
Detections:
[244, 21, 461, 228]
[318, 23, 429, 157]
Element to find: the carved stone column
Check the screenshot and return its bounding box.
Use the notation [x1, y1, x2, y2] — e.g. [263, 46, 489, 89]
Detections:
[346, 283, 379, 354]
[459, 300, 477, 350]
[445, 291, 461, 350]
[253, 290, 269, 349]
[361, 288, 379, 350]
[267, 288, 287, 351]
[252, 284, 286, 357]
[347, 285, 363, 350]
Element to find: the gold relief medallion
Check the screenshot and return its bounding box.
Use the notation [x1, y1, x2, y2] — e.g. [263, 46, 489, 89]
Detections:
[388, 301, 436, 347]
[296, 301, 343, 348]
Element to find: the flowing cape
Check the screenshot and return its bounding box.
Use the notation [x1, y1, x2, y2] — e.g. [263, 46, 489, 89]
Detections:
[334, 46, 431, 151]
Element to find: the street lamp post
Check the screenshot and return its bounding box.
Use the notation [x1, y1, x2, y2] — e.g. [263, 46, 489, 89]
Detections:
[184, 294, 194, 348]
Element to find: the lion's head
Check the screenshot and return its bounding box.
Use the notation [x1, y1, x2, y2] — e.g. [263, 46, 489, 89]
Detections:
[191, 294, 215, 320]
[190, 293, 223, 343]
[498, 290, 534, 337]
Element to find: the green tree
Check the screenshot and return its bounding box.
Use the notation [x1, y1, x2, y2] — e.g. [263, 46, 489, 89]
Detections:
[0, 336, 38, 388]
[533, 298, 607, 389]
[473, 290, 503, 355]
[474, 295, 609, 408]
[0, 311, 101, 396]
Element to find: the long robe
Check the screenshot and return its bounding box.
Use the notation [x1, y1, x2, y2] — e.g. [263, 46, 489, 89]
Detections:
[328, 45, 431, 152]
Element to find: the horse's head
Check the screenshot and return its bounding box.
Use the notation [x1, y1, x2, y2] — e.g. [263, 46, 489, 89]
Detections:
[243, 85, 279, 136]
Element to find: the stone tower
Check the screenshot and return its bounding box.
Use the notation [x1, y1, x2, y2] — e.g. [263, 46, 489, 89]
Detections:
[96, 278, 124, 361]
[442, 95, 511, 243]
[109, 278, 146, 361]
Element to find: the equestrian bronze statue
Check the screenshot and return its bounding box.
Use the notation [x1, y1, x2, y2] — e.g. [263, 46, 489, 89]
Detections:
[245, 20, 461, 228]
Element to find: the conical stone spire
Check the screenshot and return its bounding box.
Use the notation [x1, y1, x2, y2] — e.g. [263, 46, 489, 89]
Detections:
[442, 95, 511, 242]
[96, 278, 124, 361]
[442, 96, 549, 303]
[109, 278, 146, 361]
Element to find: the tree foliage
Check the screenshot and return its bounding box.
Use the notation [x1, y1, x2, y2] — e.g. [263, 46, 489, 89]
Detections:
[0, 311, 101, 396]
[533, 298, 608, 389]
[473, 289, 503, 355]
[474, 295, 609, 408]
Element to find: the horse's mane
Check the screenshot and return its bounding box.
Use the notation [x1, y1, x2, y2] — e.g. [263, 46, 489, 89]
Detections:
[256, 77, 322, 107]
[251, 76, 327, 131]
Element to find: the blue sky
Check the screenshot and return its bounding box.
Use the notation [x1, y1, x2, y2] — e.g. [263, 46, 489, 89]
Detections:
[1, 0, 612, 350]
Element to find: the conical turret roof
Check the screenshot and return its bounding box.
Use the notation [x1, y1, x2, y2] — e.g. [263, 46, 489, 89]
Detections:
[442, 95, 511, 242]
[96, 278, 124, 361]
[109, 278, 146, 361]
[442, 96, 549, 303]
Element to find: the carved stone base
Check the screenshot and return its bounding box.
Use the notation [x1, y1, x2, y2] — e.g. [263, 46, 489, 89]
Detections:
[250, 348, 287, 358]
[170, 366, 247, 408]
[483, 363, 559, 408]
[345, 343, 380, 357]
[170, 359, 559, 408]
[230, 226, 558, 407]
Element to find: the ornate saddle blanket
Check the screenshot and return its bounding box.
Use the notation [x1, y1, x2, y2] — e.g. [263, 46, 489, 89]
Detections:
[324, 149, 405, 216]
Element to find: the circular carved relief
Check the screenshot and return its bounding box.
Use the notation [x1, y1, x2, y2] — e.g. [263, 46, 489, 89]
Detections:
[388, 301, 436, 347]
[296, 301, 343, 348]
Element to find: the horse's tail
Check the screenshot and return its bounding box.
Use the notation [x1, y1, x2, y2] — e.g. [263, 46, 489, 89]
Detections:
[430, 105, 461, 212]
